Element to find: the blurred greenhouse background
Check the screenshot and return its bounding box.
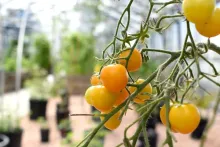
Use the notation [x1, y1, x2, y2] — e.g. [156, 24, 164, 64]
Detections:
[0, 0, 220, 147]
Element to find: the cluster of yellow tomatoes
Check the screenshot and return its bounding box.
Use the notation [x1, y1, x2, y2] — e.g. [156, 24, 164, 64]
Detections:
[85, 48, 201, 134]
[85, 48, 153, 130]
[183, 0, 220, 38]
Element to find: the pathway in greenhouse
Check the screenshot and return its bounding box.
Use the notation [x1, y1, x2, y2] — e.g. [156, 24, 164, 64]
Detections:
[2, 91, 220, 147]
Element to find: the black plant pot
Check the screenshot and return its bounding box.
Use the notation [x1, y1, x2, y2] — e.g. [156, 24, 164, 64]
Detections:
[1, 129, 23, 147]
[91, 106, 101, 123]
[138, 129, 158, 147]
[0, 134, 10, 147]
[146, 116, 157, 130]
[91, 106, 96, 113]
[56, 104, 69, 125]
[30, 99, 48, 120]
[191, 118, 208, 139]
[59, 129, 72, 138]
[40, 129, 50, 143]
[98, 136, 105, 145]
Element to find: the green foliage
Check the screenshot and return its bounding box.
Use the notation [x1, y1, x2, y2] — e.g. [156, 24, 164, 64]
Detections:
[84, 128, 107, 147]
[24, 70, 53, 100]
[4, 39, 33, 73]
[56, 33, 95, 75]
[34, 35, 51, 72]
[61, 132, 75, 146]
[58, 119, 72, 131]
[189, 93, 214, 110]
[4, 57, 33, 73]
[0, 113, 21, 132]
[131, 59, 159, 79]
[50, 76, 66, 97]
[37, 117, 48, 129]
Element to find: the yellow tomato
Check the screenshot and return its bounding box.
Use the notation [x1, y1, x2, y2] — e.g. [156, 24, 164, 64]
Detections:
[128, 79, 152, 104]
[195, 23, 219, 38]
[100, 64, 128, 93]
[195, 8, 220, 38]
[210, 8, 220, 26]
[182, 0, 215, 24]
[90, 74, 101, 86]
[169, 103, 200, 134]
[85, 85, 117, 112]
[100, 110, 121, 130]
[160, 103, 178, 133]
[114, 88, 129, 106]
[84, 86, 95, 105]
[118, 48, 142, 72]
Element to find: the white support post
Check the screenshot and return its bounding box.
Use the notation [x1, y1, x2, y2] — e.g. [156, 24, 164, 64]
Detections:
[15, 2, 31, 112]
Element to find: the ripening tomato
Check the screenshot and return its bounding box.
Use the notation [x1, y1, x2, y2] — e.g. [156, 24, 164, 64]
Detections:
[195, 8, 220, 38]
[182, 0, 215, 24]
[84, 85, 117, 112]
[210, 8, 220, 26]
[118, 48, 142, 72]
[90, 74, 101, 85]
[195, 23, 219, 38]
[100, 64, 128, 93]
[84, 86, 95, 105]
[100, 110, 121, 130]
[94, 64, 101, 73]
[160, 103, 178, 133]
[169, 103, 200, 134]
[128, 79, 152, 104]
[114, 88, 129, 106]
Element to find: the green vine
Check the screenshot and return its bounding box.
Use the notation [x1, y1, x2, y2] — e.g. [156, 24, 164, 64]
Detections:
[73, 0, 220, 146]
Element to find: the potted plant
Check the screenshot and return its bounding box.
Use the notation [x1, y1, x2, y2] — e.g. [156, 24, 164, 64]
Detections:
[90, 108, 101, 123]
[146, 114, 157, 130]
[0, 134, 10, 147]
[190, 93, 213, 139]
[58, 119, 72, 138]
[138, 128, 158, 147]
[56, 88, 69, 125]
[25, 71, 53, 120]
[0, 114, 23, 147]
[60, 132, 74, 147]
[56, 102, 69, 125]
[3, 39, 32, 93]
[55, 33, 95, 95]
[37, 117, 50, 143]
[136, 101, 158, 130]
[96, 128, 108, 144]
[33, 34, 52, 73]
[84, 128, 107, 147]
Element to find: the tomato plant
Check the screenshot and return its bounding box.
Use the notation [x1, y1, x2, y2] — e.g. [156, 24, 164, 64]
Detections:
[72, 0, 220, 147]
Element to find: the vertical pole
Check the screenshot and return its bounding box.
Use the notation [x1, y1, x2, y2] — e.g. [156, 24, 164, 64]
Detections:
[0, 2, 5, 117]
[15, 2, 31, 113]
